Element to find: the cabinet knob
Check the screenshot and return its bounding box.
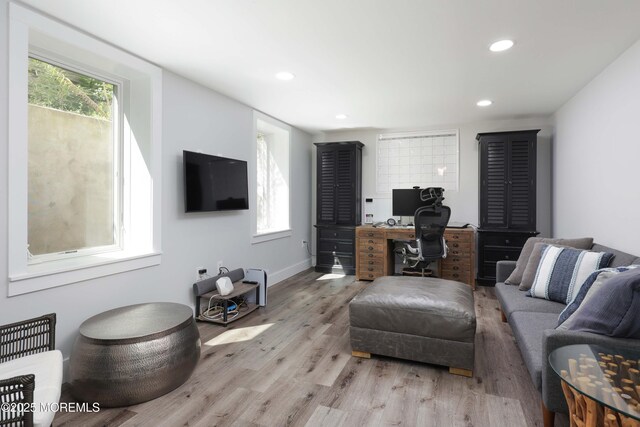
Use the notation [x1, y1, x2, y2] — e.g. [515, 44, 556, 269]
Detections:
[505, 239, 510, 244]
[505, 255, 510, 260]
[333, 233, 338, 237]
[334, 245, 338, 250]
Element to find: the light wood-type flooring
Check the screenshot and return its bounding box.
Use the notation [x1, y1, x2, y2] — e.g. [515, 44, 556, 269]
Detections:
[54, 269, 569, 427]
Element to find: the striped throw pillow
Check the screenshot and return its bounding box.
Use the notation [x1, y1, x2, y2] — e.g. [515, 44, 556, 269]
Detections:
[528, 245, 614, 304]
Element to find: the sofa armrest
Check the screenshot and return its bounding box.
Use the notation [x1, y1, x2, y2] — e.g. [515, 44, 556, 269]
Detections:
[541, 328, 640, 413]
[0, 374, 35, 426]
[496, 260, 517, 283]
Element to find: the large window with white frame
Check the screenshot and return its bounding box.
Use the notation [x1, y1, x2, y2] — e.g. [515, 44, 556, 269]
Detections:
[8, 4, 162, 295]
[253, 113, 291, 242]
[27, 56, 121, 262]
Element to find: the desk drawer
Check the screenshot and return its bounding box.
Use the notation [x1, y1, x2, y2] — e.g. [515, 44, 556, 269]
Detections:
[319, 240, 354, 253]
[385, 230, 416, 240]
[359, 270, 384, 281]
[442, 270, 472, 283]
[444, 230, 473, 243]
[446, 243, 471, 257]
[442, 256, 471, 268]
[356, 228, 385, 239]
[358, 241, 385, 253]
[358, 256, 385, 267]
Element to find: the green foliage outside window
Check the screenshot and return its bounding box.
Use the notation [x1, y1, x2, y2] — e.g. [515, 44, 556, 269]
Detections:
[28, 57, 114, 120]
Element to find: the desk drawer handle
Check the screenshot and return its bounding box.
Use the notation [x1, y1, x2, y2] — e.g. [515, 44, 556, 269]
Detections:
[368, 246, 373, 250]
[367, 233, 374, 237]
[409, 234, 415, 239]
[453, 273, 459, 278]
[368, 274, 374, 278]
[453, 266, 459, 271]
[368, 254, 373, 258]
[368, 261, 374, 264]
[368, 240, 374, 243]
[452, 250, 459, 255]
[452, 243, 459, 248]
[368, 267, 374, 271]
[452, 235, 459, 239]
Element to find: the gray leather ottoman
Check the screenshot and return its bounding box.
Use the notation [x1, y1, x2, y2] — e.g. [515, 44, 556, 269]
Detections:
[349, 276, 476, 376]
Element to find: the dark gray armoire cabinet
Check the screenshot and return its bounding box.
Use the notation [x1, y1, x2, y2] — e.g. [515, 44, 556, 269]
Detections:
[314, 141, 363, 275]
[477, 130, 539, 285]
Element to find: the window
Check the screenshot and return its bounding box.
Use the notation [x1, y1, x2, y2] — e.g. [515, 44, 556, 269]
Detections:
[27, 57, 120, 261]
[253, 113, 291, 242]
[8, 4, 162, 295]
[377, 130, 459, 193]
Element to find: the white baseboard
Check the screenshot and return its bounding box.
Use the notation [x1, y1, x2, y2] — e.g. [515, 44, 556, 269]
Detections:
[267, 258, 312, 287]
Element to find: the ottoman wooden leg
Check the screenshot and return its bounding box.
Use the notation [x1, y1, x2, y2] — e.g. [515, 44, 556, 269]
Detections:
[449, 367, 473, 377]
[352, 350, 371, 359]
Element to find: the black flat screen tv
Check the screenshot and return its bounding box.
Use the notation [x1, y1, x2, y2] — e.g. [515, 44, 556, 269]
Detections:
[183, 150, 249, 212]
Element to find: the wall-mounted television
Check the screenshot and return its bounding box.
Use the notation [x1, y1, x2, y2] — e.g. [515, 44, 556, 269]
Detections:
[183, 150, 249, 212]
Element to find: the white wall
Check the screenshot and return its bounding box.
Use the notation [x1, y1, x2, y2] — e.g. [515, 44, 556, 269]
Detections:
[312, 116, 553, 236]
[0, 0, 313, 370]
[553, 39, 640, 255]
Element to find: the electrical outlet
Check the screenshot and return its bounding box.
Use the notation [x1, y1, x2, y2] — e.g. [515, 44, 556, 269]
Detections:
[301, 240, 307, 248]
[196, 266, 205, 282]
[217, 260, 224, 270]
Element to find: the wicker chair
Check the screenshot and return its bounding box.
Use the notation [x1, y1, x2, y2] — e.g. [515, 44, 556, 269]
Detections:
[0, 314, 62, 427]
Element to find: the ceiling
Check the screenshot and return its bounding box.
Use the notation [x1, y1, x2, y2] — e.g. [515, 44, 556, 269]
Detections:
[21, 0, 640, 133]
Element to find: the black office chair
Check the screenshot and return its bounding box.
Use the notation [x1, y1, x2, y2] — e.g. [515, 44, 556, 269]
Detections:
[395, 187, 451, 277]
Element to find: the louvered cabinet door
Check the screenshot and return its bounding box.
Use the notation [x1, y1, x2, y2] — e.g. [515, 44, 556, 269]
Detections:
[335, 148, 355, 224]
[508, 136, 536, 230]
[317, 148, 337, 224]
[480, 137, 508, 228]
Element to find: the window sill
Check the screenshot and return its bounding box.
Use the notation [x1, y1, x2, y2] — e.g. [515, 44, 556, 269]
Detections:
[8, 250, 162, 296]
[251, 229, 292, 244]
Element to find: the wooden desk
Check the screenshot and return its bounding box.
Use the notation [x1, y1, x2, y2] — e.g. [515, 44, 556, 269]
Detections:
[355, 225, 476, 288]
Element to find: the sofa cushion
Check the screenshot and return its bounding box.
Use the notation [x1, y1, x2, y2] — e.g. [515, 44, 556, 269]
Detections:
[495, 282, 565, 319]
[0, 350, 63, 427]
[509, 312, 559, 391]
[505, 237, 593, 286]
[529, 245, 614, 304]
[560, 268, 640, 338]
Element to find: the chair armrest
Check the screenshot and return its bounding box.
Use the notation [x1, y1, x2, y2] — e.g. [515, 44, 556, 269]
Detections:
[0, 374, 35, 426]
[541, 329, 640, 413]
[496, 260, 517, 283]
[0, 314, 56, 362]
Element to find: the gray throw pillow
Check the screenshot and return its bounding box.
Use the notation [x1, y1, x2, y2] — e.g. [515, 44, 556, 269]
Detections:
[504, 236, 593, 286]
[558, 268, 640, 338]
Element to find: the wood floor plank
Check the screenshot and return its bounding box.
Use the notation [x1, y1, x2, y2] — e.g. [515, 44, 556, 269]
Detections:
[303, 405, 346, 427]
[54, 270, 568, 427]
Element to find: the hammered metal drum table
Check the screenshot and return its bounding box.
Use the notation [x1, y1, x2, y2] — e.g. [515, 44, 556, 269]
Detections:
[69, 302, 201, 407]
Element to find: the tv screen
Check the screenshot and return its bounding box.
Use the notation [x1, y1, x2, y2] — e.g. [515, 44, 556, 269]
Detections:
[183, 150, 249, 212]
[392, 188, 425, 216]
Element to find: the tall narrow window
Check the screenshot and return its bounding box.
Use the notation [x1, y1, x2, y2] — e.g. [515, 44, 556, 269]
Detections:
[255, 116, 290, 237]
[27, 57, 120, 260]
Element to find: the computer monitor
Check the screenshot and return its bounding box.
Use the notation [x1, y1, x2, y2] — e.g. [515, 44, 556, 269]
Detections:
[392, 188, 425, 216]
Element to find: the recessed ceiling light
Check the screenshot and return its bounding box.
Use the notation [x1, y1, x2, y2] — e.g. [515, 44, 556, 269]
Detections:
[477, 100, 493, 107]
[335, 114, 348, 120]
[275, 71, 295, 81]
[489, 39, 514, 52]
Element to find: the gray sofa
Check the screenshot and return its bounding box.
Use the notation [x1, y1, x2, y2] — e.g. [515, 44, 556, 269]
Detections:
[494, 243, 640, 427]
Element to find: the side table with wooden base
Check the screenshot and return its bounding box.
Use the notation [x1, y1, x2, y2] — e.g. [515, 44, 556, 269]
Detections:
[549, 344, 640, 427]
